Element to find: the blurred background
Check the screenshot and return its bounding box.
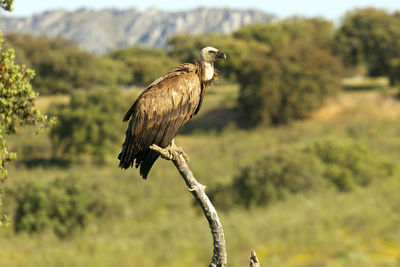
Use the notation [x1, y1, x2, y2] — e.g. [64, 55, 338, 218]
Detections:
[0, 0, 400, 266]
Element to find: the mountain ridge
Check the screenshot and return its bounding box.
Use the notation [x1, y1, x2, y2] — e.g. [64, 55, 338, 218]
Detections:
[0, 7, 277, 54]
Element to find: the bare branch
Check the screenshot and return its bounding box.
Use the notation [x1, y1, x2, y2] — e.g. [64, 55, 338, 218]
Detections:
[250, 251, 260, 267]
[150, 141, 227, 267]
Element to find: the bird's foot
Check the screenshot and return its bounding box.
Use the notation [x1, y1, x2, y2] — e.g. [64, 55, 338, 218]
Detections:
[150, 140, 190, 162]
[150, 144, 173, 160]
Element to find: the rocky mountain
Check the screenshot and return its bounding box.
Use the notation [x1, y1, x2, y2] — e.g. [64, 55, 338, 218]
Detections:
[0, 7, 276, 54]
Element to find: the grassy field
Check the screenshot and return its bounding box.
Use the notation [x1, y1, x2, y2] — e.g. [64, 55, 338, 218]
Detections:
[1, 84, 400, 266]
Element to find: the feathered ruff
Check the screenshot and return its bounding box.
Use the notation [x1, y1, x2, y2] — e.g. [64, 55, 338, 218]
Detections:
[118, 61, 217, 179]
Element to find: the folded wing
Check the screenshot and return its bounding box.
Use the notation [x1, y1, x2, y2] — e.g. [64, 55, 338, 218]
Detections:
[118, 64, 202, 179]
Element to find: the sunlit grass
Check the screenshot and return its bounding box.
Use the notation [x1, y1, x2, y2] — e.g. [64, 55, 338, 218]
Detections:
[1, 84, 400, 266]
[342, 76, 390, 90]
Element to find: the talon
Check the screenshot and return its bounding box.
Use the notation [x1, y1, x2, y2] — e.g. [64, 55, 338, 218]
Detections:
[181, 151, 190, 162]
[177, 147, 189, 162]
[178, 147, 189, 162]
[169, 139, 190, 162]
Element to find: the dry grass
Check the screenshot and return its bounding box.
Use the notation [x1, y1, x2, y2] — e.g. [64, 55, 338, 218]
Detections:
[313, 90, 400, 120]
[36, 94, 70, 112]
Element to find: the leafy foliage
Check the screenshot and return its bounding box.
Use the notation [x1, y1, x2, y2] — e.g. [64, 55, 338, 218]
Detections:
[210, 139, 396, 210]
[12, 175, 120, 237]
[334, 8, 400, 85]
[0, 28, 52, 225]
[49, 87, 129, 163]
[0, 0, 13, 11]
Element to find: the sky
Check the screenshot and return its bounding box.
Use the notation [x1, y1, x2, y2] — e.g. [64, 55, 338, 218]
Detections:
[7, 0, 400, 20]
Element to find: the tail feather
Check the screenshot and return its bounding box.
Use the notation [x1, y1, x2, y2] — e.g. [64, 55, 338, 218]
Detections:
[118, 124, 160, 178]
[139, 151, 159, 179]
[119, 124, 135, 169]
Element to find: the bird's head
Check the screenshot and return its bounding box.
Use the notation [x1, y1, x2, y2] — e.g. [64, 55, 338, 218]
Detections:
[199, 46, 226, 63]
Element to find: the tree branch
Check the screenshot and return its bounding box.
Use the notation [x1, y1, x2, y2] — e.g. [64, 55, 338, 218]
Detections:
[150, 141, 227, 267]
[250, 251, 260, 267]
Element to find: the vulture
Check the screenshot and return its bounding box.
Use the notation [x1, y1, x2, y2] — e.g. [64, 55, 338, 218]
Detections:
[118, 46, 226, 179]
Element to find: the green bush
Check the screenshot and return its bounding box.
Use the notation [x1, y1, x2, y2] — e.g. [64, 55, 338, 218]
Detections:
[49, 87, 129, 163]
[210, 148, 324, 209]
[210, 139, 396, 210]
[12, 176, 120, 237]
[309, 140, 396, 191]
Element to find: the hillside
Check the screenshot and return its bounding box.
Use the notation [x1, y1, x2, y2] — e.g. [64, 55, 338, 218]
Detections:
[1, 85, 399, 266]
[0, 8, 277, 53]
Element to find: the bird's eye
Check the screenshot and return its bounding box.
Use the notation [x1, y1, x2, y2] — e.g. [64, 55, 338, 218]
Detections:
[209, 51, 216, 54]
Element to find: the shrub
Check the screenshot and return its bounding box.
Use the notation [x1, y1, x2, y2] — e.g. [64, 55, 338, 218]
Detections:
[309, 140, 396, 191]
[210, 148, 325, 209]
[49, 87, 129, 163]
[12, 176, 120, 237]
[210, 139, 397, 210]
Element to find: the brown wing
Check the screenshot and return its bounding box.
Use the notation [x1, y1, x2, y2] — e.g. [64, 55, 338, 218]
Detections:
[118, 65, 202, 179]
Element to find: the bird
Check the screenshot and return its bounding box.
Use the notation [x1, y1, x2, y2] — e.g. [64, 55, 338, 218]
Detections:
[118, 46, 226, 179]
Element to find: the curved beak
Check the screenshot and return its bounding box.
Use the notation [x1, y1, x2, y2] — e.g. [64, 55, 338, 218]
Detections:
[217, 51, 226, 59]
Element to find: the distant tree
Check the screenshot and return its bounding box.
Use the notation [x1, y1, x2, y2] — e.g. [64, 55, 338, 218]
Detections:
[107, 46, 178, 85]
[49, 87, 129, 164]
[238, 41, 342, 126]
[235, 18, 342, 126]
[0, 0, 52, 226]
[334, 8, 400, 85]
[233, 17, 335, 51]
[5, 33, 130, 94]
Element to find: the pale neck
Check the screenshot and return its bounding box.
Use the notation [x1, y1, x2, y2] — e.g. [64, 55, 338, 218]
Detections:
[200, 61, 214, 81]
